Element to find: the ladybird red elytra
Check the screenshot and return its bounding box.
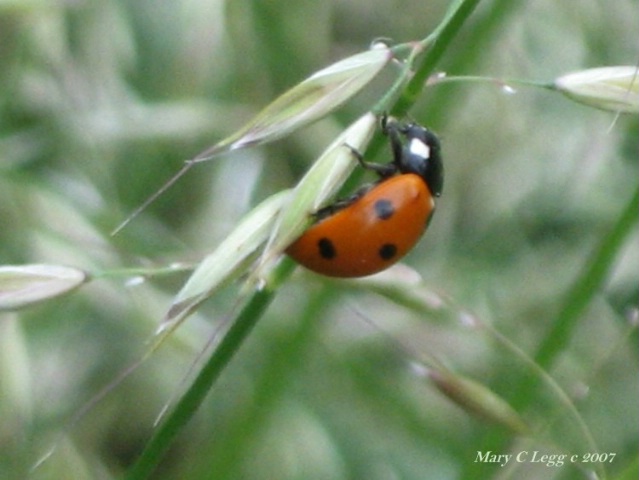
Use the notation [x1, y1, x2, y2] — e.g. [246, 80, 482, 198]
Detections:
[286, 116, 443, 278]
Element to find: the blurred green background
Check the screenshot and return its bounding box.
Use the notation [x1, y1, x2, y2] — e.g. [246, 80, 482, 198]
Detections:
[1, 0, 637, 479]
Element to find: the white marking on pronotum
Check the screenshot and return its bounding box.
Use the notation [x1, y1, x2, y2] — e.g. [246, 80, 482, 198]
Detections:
[409, 138, 430, 159]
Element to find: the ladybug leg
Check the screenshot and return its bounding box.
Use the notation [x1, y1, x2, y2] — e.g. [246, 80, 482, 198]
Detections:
[343, 143, 396, 178]
[312, 184, 373, 220]
[313, 202, 346, 221]
[314, 185, 374, 219]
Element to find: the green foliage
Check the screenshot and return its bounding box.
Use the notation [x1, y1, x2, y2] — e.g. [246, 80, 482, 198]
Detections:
[1, 1, 637, 479]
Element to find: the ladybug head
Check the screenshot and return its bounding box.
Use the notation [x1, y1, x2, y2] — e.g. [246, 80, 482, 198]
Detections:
[384, 119, 444, 197]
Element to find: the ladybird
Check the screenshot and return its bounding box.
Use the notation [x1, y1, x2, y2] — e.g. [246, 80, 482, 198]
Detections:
[286, 117, 443, 278]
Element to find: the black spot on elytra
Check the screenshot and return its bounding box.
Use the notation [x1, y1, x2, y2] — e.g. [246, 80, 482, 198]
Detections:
[318, 238, 337, 259]
[374, 199, 395, 220]
[378, 243, 397, 260]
